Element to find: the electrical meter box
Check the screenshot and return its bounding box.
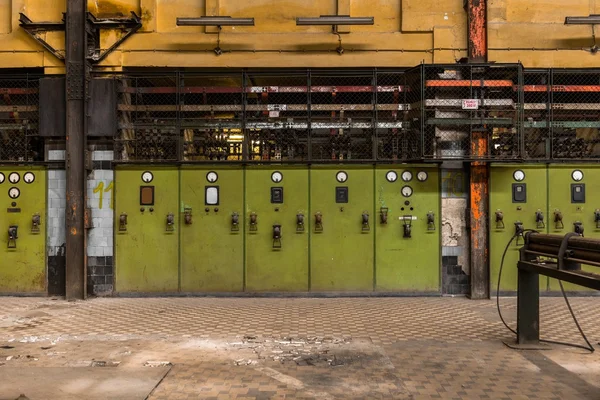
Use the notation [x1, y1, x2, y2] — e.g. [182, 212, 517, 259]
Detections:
[310, 166, 374, 292]
[548, 165, 600, 292]
[180, 167, 244, 292]
[490, 165, 548, 292]
[375, 165, 440, 292]
[114, 167, 179, 292]
[0, 168, 46, 293]
[245, 167, 309, 292]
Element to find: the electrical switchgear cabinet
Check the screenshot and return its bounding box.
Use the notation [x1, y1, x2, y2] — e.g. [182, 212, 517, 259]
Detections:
[548, 165, 600, 293]
[180, 167, 244, 292]
[375, 165, 440, 292]
[115, 167, 179, 292]
[245, 167, 309, 292]
[310, 166, 374, 292]
[0, 167, 46, 293]
[490, 165, 548, 293]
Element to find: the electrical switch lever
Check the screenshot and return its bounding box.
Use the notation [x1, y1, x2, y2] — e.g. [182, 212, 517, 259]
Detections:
[231, 212, 240, 231]
[314, 212, 323, 232]
[362, 212, 370, 232]
[249, 212, 258, 232]
[514, 222, 524, 245]
[184, 208, 193, 225]
[595, 209, 600, 229]
[402, 216, 412, 238]
[535, 210, 545, 229]
[296, 213, 305, 232]
[554, 210, 564, 229]
[119, 213, 128, 232]
[495, 210, 505, 229]
[427, 212, 435, 231]
[31, 213, 41, 233]
[7, 226, 18, 249]
[272, 225, 282, 249]
[380, 207, 388, 225]
[574, 222, 584, 236]
[166, 213, 175, 232]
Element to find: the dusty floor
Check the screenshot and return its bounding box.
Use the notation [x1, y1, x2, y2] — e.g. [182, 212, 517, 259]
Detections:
[0, 296, 599, 399]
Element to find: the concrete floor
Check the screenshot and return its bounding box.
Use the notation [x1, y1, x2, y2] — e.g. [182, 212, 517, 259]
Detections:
[0, 296, 599, 399]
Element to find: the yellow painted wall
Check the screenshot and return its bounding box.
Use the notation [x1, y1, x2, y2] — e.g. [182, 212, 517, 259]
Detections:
[0, 0, 599, 71]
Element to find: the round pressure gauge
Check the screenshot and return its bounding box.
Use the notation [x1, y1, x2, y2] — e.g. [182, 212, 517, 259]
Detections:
[8, 172, 19, 184]
[206, 171, 218, 183]
[386, 171, 398, 183]
[141, 171, 153, 183]
[513, 170, 525, 182]
[336, 171, 348, 183]
[401, 170, 413, 182]
[401, 185, 413, 197]
[8, 187, 20, 199]
[572, 170, 584, 182]
[417, 171, 428, 182]
[0, 173, 4, 184]
[271, 171, 283, 183]
[23, 172, 35, 184]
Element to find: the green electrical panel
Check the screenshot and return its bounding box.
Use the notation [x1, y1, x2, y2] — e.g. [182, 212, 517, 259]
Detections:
[180, 167, 244, 292]
[310, 166, 374, 292]
[375, 166, 440, 292]
[114, 167, 179, 293]
[548, 165, 600, 292]
[490, 165, 548, 293]
[0, 168, 46, 293]
[245, 167, 309, 292]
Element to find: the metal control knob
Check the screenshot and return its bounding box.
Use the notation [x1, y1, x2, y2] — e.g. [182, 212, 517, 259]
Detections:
[427, 212, 435, 231]
[119, 213, 128, 232]
[535, 210, 545, 229]
[272, 224, 282, 249]
[362, 212, 370, 232]
[31, 213, 41, 233]
[495, 210, 505, 229]
[595, 209, 600, 228]
[554, 210, 564, 229]
[166, 213, 175, 232]
[574, 222, 584, 236]
[296, 213, 305, 232]
[7, 225, 18, 249]
[314, 212, 323, 232]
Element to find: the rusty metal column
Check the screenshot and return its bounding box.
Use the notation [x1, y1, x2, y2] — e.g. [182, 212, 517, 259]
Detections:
[467, 0, 489, 299]
[65, 0, 87, 300]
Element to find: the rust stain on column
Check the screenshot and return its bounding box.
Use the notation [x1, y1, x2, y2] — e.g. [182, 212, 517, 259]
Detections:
[467, 0, 487, 62]
[470, 132, 489, 299]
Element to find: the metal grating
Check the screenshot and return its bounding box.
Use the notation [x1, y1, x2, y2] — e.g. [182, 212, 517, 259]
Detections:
[523, 69, 551, 160]
[0, 75, 42, 162]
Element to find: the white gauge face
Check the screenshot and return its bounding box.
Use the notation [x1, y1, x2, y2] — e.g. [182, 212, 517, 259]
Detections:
[8, 172, 19, 184]
[336, 171, 348, 183]
[23, 172, 35, 184]
[271, 171, 283, 183]
[206, 171, 218, 183]
[401, 185, 413, 197]
[401, 170, 413, 182]
[572, 170, 584, 182]
[141, 171, 153, 183]
[386, 171, 398, 182]
[0, 173, 4, 184]
[417, 171, 428, 182]
[8, 187, 20, 199]
[513, 170, 525, 182]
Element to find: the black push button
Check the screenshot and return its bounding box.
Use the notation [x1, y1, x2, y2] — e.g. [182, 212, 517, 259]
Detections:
[512, 183, 526, 203]
[571, 184, 585, 203]
[271, 187, 284, 203]
[336, 187, 349, 203]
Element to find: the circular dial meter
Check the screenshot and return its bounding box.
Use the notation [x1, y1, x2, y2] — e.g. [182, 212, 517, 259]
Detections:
[572, 170, 584, 182]
[8, 187, 20, 199]
[271, 171, 283, 183]
[23, 172, 35, 184]
[0, 173, 4, 184]
[206, 171, 218, 183]
[141, 171, 153, 183]
[513, 170, 525, 182]
[386, 171, 398, 182]
[401, 185, 413, 197]
[401, 170, 413, 182]
[336, 171, 348, 183]
[8, 172, 19, 184]
[417, 171, 428, 182]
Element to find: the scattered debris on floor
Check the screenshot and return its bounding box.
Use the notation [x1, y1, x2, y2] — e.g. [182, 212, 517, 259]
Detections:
[144, 361, 172, 367]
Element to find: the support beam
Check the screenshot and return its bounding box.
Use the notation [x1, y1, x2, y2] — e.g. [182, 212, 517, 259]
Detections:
[65, 0, 87, 300]
[466, 0, 487, 63]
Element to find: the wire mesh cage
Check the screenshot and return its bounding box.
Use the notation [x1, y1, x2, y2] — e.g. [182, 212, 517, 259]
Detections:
[376, 71, 409, 161]
[116, 74, 180, 162]
[181, 73, 244, 161]
[0, 75, 42, 162]
[523, 69, 551, 160]
[551, 69, 600, 160]
[421, 64, 522, 161]
[401, 66, 424, 161]
[245, 72, 309, 162]
[310, 72, 376, 161]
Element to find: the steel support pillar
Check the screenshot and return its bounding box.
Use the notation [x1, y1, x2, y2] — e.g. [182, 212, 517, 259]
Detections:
[467, 0, 489, 299]
[65, 0, 87, 300]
